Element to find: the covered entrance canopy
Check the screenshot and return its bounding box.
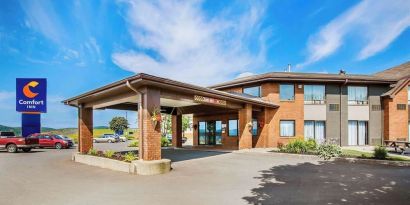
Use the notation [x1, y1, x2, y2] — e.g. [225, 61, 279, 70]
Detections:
[63, 73, 278, 161]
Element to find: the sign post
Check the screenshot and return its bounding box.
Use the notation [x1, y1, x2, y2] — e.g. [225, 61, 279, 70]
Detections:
[16, 78, 47, 137]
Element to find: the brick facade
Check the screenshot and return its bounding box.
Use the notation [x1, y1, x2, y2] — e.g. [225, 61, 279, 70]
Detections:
[383, 84, 409, 141]
[138, 87, 162, 161]
[171, 114, 183, 148]
[79, 107, 93, 154]
[238, 104, 252, 149]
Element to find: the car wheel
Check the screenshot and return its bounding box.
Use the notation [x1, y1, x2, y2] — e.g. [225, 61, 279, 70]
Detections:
[22, 148, 31, 152]
[108, 140, 113, 143]
[6, 144, 17, 153]
[55, 143, 62, 150]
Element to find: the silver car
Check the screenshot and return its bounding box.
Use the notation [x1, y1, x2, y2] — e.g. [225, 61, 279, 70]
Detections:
[93, 135, 117, 143]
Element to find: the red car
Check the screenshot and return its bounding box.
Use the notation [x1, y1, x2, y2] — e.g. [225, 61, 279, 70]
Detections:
[0, 131, 39, 153]
[28, 133, 71, 149]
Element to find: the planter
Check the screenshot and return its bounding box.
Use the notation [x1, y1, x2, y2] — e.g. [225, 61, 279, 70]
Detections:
[72, 153, 136, 174]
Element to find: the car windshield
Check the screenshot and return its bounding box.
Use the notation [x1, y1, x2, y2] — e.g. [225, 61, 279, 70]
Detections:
[54, 135, 63, 139]
[1, 132, 15, 136]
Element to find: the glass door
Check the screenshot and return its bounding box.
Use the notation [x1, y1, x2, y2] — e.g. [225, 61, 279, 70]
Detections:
[206, 121, 216, 145]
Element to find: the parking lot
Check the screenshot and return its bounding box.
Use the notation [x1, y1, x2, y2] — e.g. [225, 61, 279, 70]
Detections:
[1, 142, 410, 205]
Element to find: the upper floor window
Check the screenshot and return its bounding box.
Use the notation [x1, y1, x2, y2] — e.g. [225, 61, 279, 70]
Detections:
[348, 86, 368, 105]
[408, 86, 410, 104]
[243, 86, 261, 97]
[280, 84, 295, 101]
[304, 85, 325, 104]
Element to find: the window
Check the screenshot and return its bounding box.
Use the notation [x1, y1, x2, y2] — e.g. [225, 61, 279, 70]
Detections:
[348, 86, 368, 105]
[304, 121, 325, 143]
[408, 86, 410, 104]
[198, 121, 206, 145]
[280, 84, 295, 101]
[243, 86, 261, 97]
[228, 119, 238, 136]
[397, 104, 407, 110]
[348, 121, 368, 145]
[304, 85, 325, 104]
[252, 119, 258, 136]
[280, 120, 295, 137]
[215, 121, 222, 145]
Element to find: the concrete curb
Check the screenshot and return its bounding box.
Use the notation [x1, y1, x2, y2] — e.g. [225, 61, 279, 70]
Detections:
[72, 153, 136, 174]
[334, 157, 410, 167]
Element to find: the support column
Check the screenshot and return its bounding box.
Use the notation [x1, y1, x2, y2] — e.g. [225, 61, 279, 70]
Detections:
[172, 114, 183, 148]
[239, 104, 252, 149]
[79, 107, 93, 154]
[138, 87, 162, 161]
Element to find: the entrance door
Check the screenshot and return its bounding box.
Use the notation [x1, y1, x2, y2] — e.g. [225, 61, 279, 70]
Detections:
[206, 121, 216, 145]
[198, 121, 220, 145]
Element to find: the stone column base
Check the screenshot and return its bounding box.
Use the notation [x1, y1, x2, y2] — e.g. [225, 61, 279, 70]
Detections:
[133, 159, 171, 175]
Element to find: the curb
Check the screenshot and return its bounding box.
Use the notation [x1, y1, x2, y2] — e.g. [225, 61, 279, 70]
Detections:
[334, 157, 410, 167]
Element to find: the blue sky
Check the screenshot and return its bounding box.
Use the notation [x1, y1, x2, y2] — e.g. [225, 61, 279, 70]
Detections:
[0, 0, 409, 128]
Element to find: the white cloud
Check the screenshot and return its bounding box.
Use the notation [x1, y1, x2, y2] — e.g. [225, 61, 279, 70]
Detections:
[236, 72, 255, 79]
[112, 0, 271, 85]
[0, 91, 14, 101]
[299, 0, 410, 67]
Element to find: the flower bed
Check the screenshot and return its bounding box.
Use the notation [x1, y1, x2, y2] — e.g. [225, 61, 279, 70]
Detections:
[87, 148, 138, 162]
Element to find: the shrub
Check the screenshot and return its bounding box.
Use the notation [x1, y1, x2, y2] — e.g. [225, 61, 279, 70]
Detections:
[113, 153, 124, 161]
[281, 139, 317, 154]
[124, 152, 137, 162]
[96, 151, 104, 157]
[374, 146, 387, 160]
[317, 143, 341, 160]
[88, 148, 97, 156]
[104, 150, 115, 158]
[128, 140, 139, 147]
[161, 137, 170, 147]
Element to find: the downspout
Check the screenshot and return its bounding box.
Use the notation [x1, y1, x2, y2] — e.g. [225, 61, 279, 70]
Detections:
[341, 78, 348, 146]
[125, 81, 143, 158]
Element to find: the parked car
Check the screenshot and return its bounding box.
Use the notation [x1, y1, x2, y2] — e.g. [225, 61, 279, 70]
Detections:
[0, 131, 39, 153]
[165, 134, 187, 144]
[93, 135, 118, 143]
[55, 135, 74, 147]
[28, 133, 71, 149]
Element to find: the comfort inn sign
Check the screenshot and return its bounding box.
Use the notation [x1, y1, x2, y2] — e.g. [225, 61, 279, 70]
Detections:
[16, 78, 47, 113]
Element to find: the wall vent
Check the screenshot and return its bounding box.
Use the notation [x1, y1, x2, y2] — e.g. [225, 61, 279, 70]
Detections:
[371, 105, 381, 111]
[329, 104, 340, 111]
[397, 104, 407, 110]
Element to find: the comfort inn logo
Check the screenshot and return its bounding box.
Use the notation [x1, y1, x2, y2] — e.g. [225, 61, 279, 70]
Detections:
[16, 78, 47, 113]
[23, 81, 39, 98]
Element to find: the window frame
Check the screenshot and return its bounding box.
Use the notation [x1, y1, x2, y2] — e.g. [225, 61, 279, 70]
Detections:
[228, 119, 239, 137]
[279, 120, 296, 137]
[252, 119, 258, 136]
[280, 84, 295, 101]
[198, 121, 207, 145]
[304, 84, 326, 104]
[304, 120, 326, 140]
[348, 86, 368, 105]
[243, 86, 261, 97]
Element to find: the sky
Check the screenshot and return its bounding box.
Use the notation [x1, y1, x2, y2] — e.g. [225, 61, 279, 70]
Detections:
[0, 0, 409, 128]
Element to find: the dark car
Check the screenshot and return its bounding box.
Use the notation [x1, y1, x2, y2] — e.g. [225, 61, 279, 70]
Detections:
[28, 133, 71, 149]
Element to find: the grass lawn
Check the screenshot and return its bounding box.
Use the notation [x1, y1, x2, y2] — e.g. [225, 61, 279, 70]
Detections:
[341, 149, 410, 161]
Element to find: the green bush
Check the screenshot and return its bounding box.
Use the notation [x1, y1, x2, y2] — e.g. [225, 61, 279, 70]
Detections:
[161, 137, 170, 147]
[317, 143, 341, 160]
[280, 139, 317, 154]
[374, 146, 387, 160]
[88, 148, 97, 156]
[124, 152, 137, 162]
[104, 150, 115, 158]
[128, 140, 139, 147]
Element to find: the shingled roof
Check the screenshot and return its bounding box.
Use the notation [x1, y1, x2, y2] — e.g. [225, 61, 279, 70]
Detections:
[374, 61, 410, 80]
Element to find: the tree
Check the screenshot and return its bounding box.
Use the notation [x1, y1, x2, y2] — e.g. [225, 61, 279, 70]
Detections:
[182, 116, 191, 137]
[109, 117, 129, 134]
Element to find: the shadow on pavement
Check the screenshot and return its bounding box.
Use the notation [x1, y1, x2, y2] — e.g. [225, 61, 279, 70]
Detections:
[243, 161, 410, 205]
[117, 148, 228, 162]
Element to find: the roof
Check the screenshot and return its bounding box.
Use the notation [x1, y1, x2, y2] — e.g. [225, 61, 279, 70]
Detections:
[209, 71, 395, 89]
[381, 78, 410, 98]
[63, 73, 278, 109]
[374, 61, 410, 80]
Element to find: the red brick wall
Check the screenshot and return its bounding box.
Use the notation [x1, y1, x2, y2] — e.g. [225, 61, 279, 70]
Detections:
[79, 107, 93, 154]
[193, 113, 239, 149]
[383, 84, 409, 141]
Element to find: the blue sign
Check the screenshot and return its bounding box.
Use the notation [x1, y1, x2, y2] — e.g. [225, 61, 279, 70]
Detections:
[16, 78, 47, 113]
